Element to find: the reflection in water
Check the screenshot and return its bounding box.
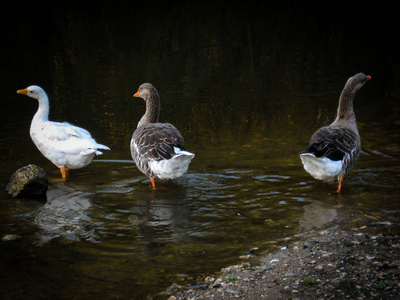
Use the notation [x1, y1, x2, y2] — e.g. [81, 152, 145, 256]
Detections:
[34, 182, 95, 245]
[128, 183, 192, 245]
[299, 200, 338, 231]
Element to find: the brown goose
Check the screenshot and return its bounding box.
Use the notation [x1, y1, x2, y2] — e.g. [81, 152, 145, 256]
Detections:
[130, 83, 195, 189]
[300, 73, 371, 193]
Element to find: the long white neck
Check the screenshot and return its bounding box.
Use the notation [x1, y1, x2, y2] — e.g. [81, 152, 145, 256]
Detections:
[32, 92, 50, 123]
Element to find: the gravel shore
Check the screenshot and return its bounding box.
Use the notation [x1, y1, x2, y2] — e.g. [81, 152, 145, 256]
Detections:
[166, 209, 400, 299]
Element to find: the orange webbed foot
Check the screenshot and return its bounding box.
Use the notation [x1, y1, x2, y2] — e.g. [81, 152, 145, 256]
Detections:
[150, 178, 156, 190]
[336, 176, 343, 193]
[60, 167, 69, 179]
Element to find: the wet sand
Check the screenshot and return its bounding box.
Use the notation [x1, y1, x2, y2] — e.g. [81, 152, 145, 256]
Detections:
[166, 208, 400, 299]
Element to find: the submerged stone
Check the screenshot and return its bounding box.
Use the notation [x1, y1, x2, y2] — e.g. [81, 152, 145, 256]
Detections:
[6, 164, 48, 199]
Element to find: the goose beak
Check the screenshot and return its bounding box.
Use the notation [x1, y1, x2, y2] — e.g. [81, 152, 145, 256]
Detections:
[366, 75, 371, 81]
[17, 88, 28, 95]
[133, 91, 140, 97]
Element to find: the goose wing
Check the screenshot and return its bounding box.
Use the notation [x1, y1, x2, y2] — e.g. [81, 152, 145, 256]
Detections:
[131, 123, 185, 161]
[37, 121, 92, 141]
[302, 126, 359, 161]
[36, 121, 108, 155]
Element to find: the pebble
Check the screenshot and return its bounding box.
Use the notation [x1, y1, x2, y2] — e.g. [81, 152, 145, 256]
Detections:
[226, 289, 241, 296]
[2, 234, 21, 241]
[166, 283, 182, 295]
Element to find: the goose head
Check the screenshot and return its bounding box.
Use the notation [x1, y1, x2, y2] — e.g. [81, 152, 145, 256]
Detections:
[345, 73, 371, 94]
[133, 83, 159, 101]
[17, 85, 48, 100]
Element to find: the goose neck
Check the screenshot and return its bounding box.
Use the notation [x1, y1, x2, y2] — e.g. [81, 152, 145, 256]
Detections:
[335, 86, 356, 122]
[32, 93, 50, 123]
[138, 92, 160, 127]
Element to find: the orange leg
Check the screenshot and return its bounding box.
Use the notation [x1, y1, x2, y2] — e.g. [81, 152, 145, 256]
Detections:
[336, 176, 343, 193]
[150, 178, 156, 190]
[60, 167, 69, 179]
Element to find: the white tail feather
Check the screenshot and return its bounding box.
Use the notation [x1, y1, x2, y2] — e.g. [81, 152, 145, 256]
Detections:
[149, 150, 195, 179]
[300, 153, 342, 182]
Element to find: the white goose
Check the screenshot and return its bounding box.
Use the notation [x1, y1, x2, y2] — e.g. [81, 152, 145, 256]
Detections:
[17, 85, 110, 179]
[300, 73, 371, 193]
[130, 83, 194, 189]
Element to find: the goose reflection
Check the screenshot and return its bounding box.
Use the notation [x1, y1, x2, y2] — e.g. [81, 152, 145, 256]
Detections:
[298, 200, 338, 231]
[127, 180, 193, 245]
[34, 181, 95, 245]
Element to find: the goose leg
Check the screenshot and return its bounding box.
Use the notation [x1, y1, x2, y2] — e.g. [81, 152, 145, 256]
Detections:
[150, 178, 156, 190]
[336, 176, 343, 193]
[60, 167, 69, 179]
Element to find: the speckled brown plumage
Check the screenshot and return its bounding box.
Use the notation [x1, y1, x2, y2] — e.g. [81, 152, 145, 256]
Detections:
[300, 73, 371, 193]
[130, 83, 194, 189]
[131, 122, 187, 178]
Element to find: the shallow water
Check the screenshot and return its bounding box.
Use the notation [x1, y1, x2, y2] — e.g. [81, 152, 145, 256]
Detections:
[1, 2, 400, 299]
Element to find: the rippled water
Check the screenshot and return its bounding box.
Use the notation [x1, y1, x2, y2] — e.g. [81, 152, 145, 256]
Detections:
[1, 2, 400, 299]
[2, 126, 400, 298]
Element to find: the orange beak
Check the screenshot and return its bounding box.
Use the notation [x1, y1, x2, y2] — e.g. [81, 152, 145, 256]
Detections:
[17, 88, 28, 95]
[366, 75, 371, 81]
[133, 90, 140, 97]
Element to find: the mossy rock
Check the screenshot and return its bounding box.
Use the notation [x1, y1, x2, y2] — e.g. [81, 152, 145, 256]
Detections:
[6, 164, 48, 199]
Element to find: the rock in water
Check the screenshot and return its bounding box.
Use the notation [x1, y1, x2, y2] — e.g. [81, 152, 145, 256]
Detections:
[6, 164, 48, 199]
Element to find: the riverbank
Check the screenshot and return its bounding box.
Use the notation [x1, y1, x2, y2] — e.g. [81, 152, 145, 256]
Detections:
[166, 208, 400, 299]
